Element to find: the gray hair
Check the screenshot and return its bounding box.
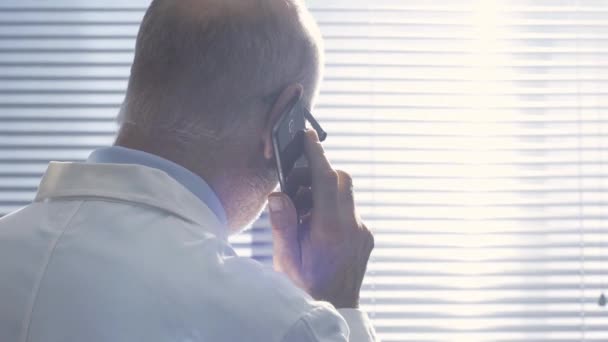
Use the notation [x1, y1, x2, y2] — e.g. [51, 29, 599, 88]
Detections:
[118, 0, 324, 143]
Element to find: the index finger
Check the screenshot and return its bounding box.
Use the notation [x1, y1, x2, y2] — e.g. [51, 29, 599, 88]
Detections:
[303, 129, 332, 174]
[303, 129, 338, 207]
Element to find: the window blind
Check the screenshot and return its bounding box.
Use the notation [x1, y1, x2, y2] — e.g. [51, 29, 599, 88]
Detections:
[1, 0, 607, 341]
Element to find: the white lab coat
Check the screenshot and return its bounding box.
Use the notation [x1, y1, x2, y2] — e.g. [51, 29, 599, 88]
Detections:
[0, 162, 377, 342]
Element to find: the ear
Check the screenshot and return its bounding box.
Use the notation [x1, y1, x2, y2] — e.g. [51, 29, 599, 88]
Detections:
[262, 83, 304, 160]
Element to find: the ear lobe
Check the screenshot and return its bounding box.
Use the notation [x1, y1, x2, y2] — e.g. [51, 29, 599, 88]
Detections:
[262, 83, 304, 160]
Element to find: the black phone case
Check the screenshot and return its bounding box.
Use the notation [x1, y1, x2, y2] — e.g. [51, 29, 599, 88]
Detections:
[272, 100, 327, 223]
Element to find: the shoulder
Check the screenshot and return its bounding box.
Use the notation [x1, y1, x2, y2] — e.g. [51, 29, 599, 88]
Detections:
[163, 212, 350, 341]
[215, 255, 320, 324]
[189, 250, 348, 341]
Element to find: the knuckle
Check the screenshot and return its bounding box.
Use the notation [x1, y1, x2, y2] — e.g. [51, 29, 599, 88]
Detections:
[336, 170, 353, 187]
[361, 225, 375, 250]
[304, 129, 320, 141]
[322, 170, 340, 185]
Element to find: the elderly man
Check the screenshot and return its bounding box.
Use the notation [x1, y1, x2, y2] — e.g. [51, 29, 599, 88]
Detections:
[0, 0, 377, 341]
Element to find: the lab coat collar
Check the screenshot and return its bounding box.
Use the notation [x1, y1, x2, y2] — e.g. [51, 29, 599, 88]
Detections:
[87, 146, 228, 226]
[34, 162, 227, 240]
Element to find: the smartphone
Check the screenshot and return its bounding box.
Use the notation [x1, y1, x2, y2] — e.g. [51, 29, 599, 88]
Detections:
[272, 98, 327, 196]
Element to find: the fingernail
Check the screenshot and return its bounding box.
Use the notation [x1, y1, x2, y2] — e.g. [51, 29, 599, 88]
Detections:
[268, 196, 284, 213]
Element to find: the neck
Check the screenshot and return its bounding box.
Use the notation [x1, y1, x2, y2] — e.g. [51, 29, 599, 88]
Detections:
[116, 124, 204, 175]
[114, 124, 228, 207]
[115, 123, 273, 233]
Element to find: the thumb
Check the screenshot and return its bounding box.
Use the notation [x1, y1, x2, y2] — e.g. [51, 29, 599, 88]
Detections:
[268, 192, 300, 273]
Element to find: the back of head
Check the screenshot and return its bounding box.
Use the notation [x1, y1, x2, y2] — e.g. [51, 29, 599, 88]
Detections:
[119, 0, 323, 142]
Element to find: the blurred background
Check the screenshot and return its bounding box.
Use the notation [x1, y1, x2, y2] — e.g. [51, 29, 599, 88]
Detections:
[0, 0, 607, 341]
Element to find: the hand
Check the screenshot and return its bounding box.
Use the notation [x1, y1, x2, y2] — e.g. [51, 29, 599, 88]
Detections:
[267, 129, 375, 309]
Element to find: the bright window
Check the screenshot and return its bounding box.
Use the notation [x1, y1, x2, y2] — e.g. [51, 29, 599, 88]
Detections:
[0, 1, 607, 341]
